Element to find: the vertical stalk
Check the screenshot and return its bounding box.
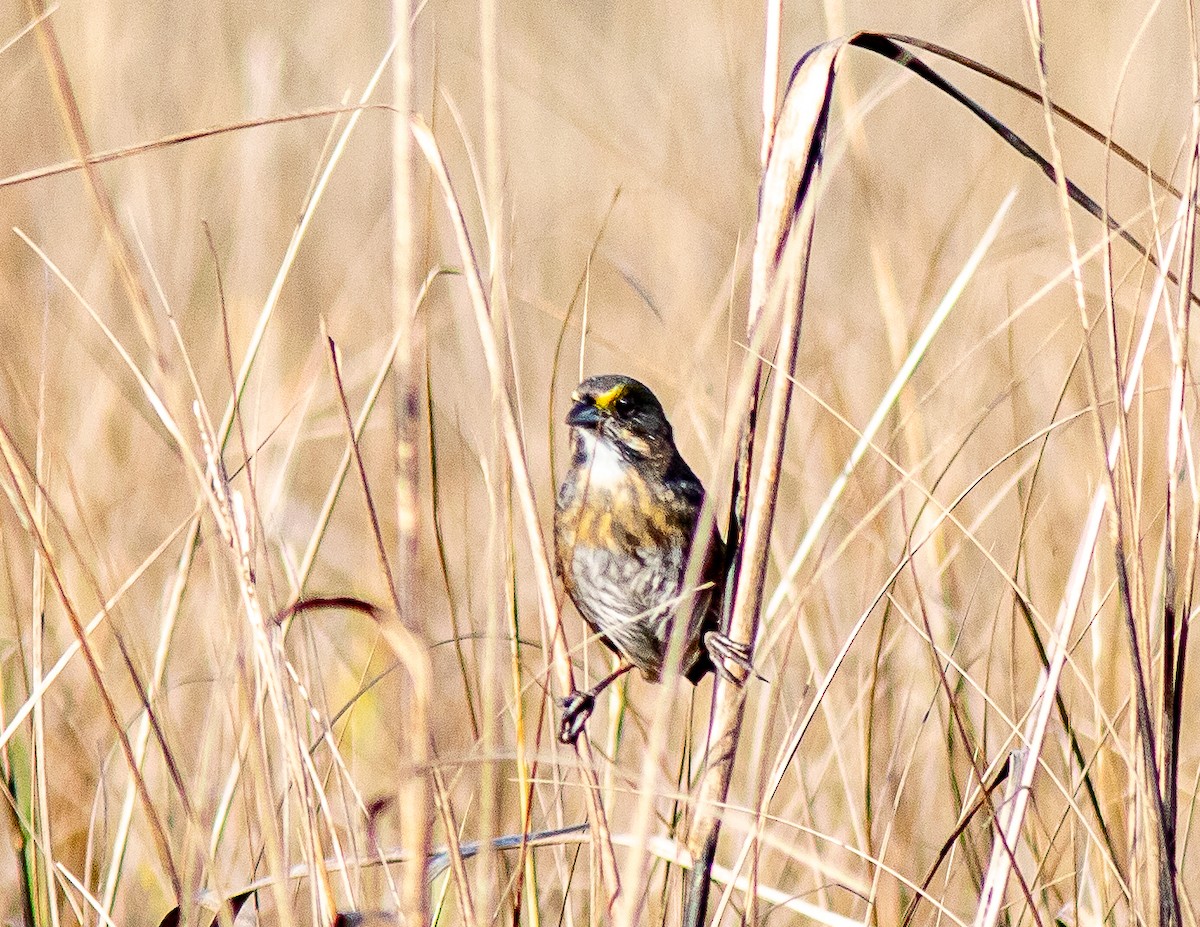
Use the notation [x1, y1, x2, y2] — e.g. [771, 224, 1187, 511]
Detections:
[684, 37, 838, 926]
[392, 2, 431, 924]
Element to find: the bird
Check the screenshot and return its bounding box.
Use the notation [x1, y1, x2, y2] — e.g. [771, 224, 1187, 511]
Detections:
[553, 374, 754, 745]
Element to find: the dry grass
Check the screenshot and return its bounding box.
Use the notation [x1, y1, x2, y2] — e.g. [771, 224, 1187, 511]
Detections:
[0, 0, 1198, 924]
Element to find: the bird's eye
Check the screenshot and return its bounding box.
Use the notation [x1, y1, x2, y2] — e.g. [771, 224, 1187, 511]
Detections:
[612, 394, 634, 415]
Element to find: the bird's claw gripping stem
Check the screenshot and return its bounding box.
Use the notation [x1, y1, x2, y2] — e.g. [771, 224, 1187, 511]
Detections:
[703, 631, 759, 684]
[559, 690, 596, 744]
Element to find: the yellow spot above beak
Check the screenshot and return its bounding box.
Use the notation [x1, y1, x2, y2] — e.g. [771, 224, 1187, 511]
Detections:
[593, 384, 625, 411]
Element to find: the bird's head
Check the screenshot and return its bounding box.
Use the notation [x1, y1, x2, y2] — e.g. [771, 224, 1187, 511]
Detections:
[565, 375, 677, 475]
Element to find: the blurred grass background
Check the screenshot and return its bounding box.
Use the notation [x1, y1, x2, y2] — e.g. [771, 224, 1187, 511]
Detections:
[0, 0, 1198, 923]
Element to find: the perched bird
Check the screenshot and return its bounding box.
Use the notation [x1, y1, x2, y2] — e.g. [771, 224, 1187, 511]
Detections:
[553, 374, 753, 744]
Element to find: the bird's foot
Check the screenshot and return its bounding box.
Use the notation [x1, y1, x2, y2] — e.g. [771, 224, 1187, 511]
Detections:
[703, 631, 760, 684]
[559, 690, 596, 744]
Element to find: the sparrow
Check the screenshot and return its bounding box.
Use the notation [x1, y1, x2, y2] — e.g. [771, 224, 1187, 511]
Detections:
[553, 374, 753, 744]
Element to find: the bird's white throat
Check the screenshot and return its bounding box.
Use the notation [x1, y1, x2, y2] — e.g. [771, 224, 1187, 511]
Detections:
[577, 430, 627, 490]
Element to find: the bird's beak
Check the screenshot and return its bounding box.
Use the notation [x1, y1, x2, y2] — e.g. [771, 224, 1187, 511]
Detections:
[566, 399, 602, 428]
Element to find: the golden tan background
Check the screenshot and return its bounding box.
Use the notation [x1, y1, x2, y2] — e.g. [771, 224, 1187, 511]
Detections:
[0, 0, 1195, 923]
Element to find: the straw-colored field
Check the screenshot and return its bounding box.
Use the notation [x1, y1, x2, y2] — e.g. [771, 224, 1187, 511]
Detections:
[0, 0, 1197, 924]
